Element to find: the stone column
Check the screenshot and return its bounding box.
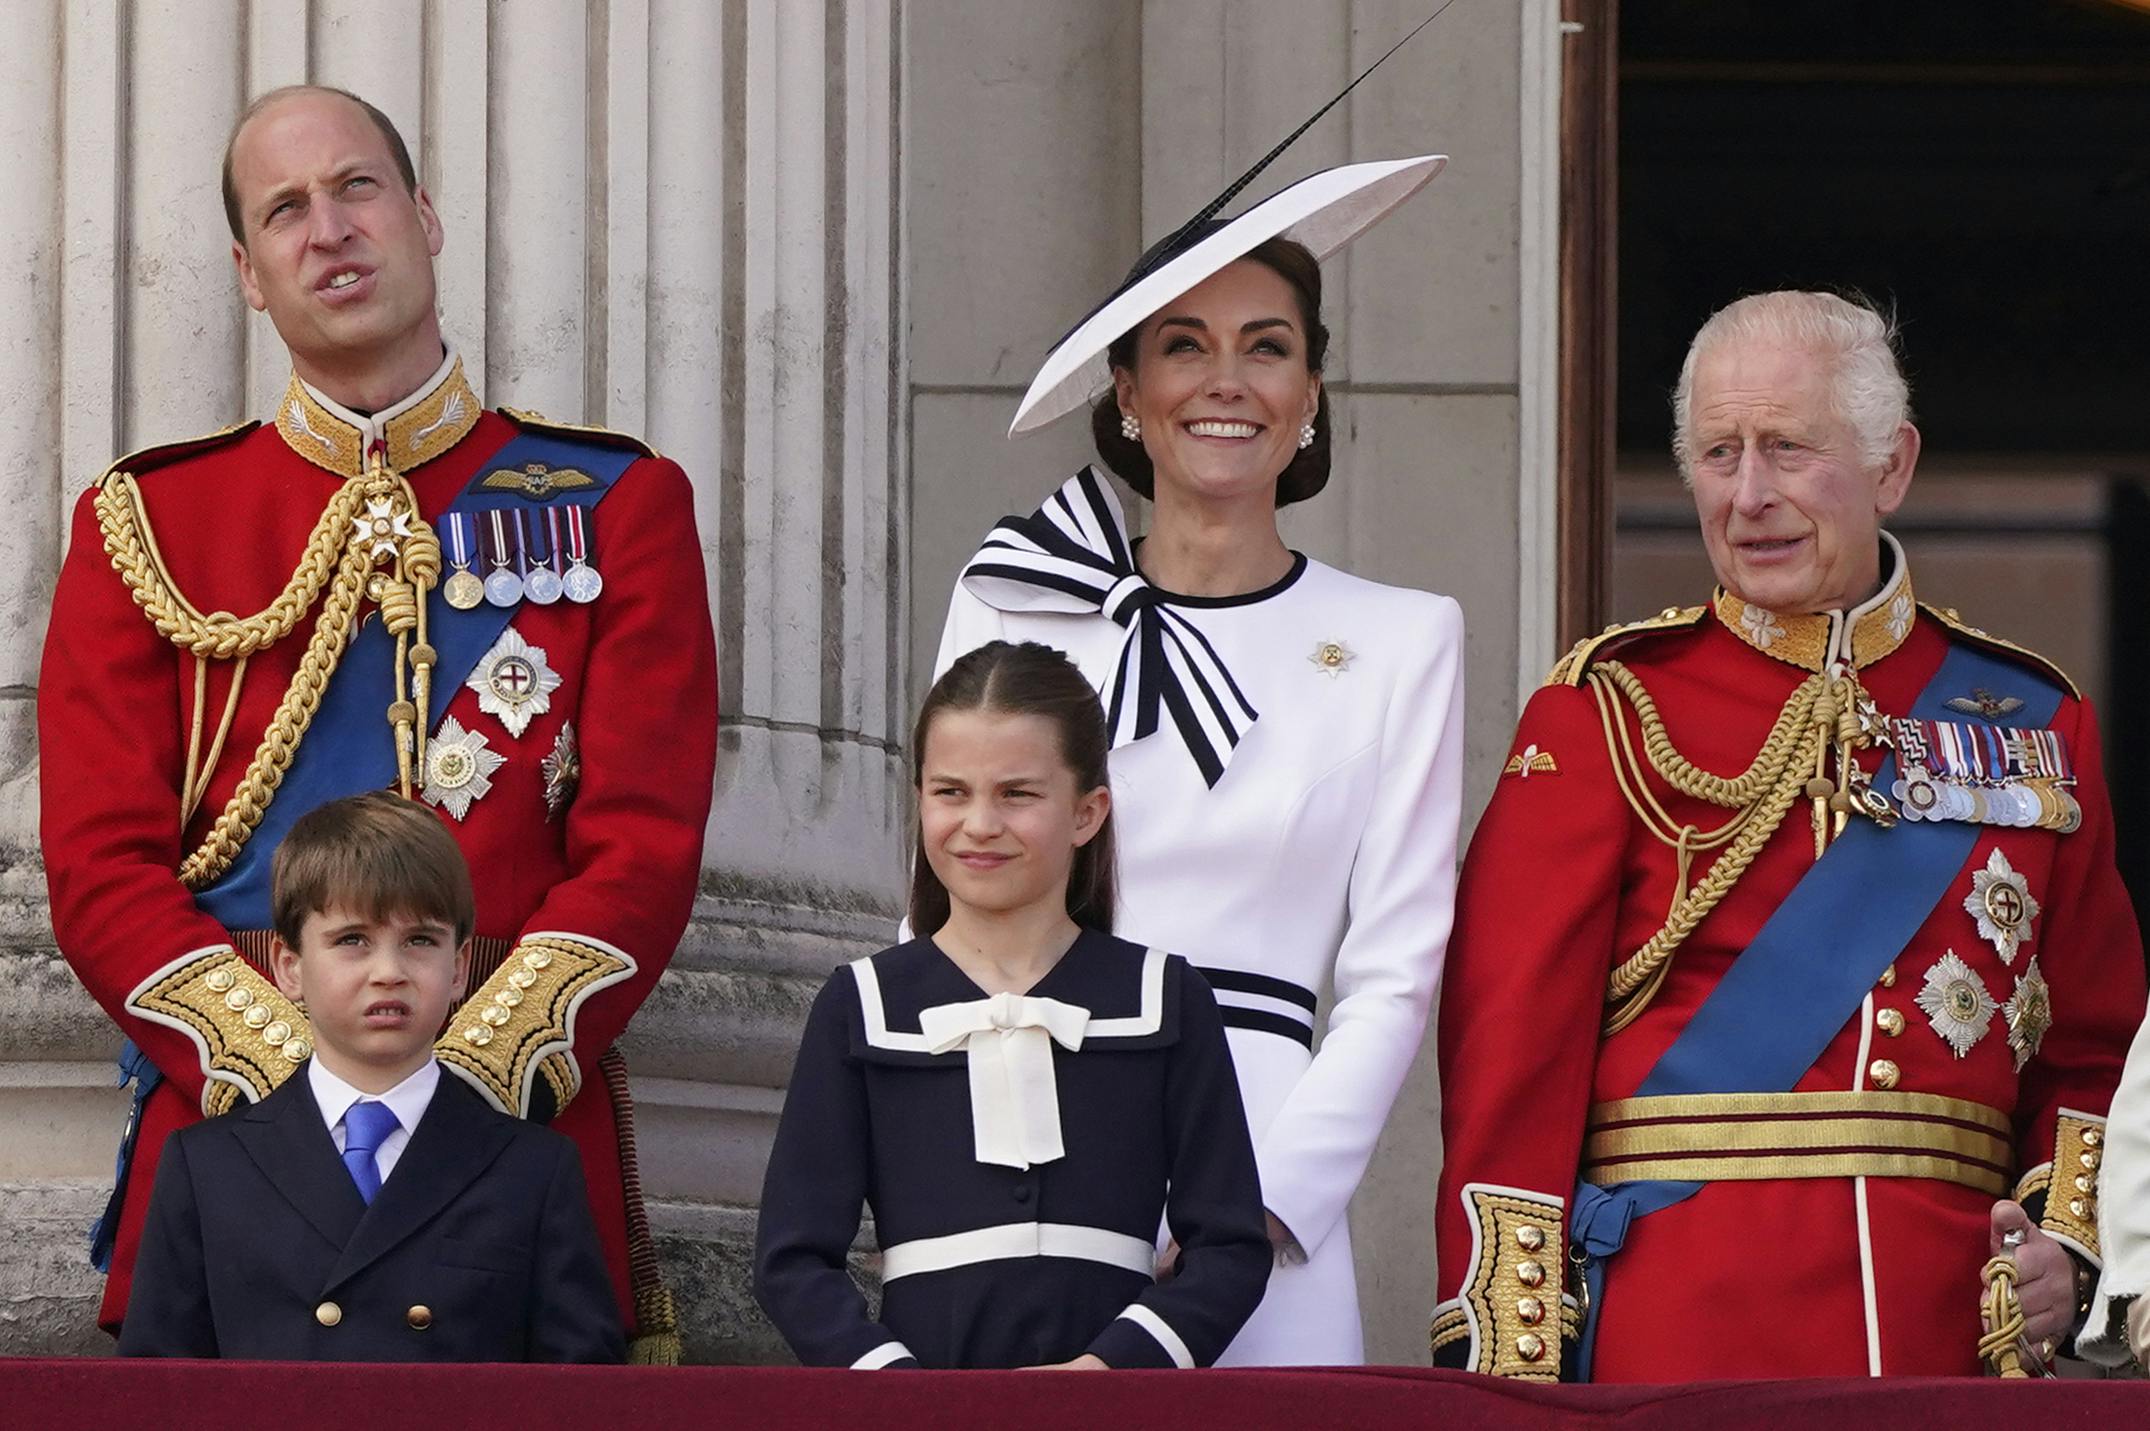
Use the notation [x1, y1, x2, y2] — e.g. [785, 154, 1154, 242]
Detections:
[0, 0, 906, 1360]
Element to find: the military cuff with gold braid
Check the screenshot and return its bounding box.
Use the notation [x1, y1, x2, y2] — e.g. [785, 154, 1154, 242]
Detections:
[434, 930, 637, 1121]
[124, 946, 313, 1116]
[2014, 1109, 2107, 1268]
[1430, 1185, 1571, 1379]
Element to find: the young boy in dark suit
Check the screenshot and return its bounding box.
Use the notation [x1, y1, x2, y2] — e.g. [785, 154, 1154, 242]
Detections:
[118, 791, 624, 1361]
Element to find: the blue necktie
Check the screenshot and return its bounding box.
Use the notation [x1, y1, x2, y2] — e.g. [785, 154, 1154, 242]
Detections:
[341, 1100, 400, 1205]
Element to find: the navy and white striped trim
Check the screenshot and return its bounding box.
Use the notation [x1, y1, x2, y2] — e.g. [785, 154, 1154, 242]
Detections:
[960, 467, 1258, 788]
[1197, 966, 1317, 1050]
[850, 1340, 914, 1370]
[1117, 1304, 1195, 1369]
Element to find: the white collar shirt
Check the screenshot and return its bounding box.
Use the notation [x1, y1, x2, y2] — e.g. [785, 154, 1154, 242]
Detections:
[307, 1056, 441, 1186]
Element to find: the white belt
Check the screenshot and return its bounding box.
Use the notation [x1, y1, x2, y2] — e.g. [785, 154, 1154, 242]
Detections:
[879, 1221, 1155, 1282]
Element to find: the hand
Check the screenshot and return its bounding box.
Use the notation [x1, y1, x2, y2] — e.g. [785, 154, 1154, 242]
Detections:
[1159, 1211, 1307, 1283]
[1988, 1200, 2079, 1349]
[1023, 1354, 1107, 1371]
[1268, 1212, 1306, 1266]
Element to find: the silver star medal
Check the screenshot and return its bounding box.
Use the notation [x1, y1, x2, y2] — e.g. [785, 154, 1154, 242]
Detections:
[1915, 951, 2000, 1059]
[1963, 848, 2038, 965]
[421, 716, 505, 821]
[2002, 960, 2052, 1072]
[467, 625, 563, 739]
[540, 721, 582, 819]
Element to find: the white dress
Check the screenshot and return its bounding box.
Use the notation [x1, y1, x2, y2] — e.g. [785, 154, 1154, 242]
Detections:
[933, 469, 1464, 1365]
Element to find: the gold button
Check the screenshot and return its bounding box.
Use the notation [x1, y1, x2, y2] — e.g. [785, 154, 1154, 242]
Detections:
[1516, 1332, 1547, 1362]
[1878, 964, 1897, 989]
[282, 1037, 310, 1062]
[2076, 1175, 2095, 1194]
[509, 968, 538, 990]
[244, 1004, 272, 1029]
[406, 1305, 433, 1330]
[495, 986, 523, 1007]
[523, 950, 553, 971]
[315, 1301, 342, 1327]
[1516, 1260, 1546, 1288]
[205, 968, 236, 993]
[1516, 1296, 1545, 1325]
[1876, 1009, 1904, 1037]
[2080, 1150, 2101, 1171]
[1516, 1226, 1546, 1252]
[480, 1004, 512, 1027]
[464, 1025, 494, 1046]
[224, 987, 254, 1011]
[2084, 1128, 2102, 1148]
[1867, 1059, 1900, 1090]
[263, 1020, 293, 1046]
[2070, 1198, 2088, 1218]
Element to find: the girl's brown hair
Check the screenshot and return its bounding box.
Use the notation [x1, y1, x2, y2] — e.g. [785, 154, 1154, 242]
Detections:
[908, 641, 1117, 936]
[1088, 235, 1332, 507]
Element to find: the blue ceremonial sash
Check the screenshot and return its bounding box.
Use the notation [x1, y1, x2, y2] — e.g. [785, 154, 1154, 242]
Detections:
[1568, 641, 2065, 1378]
[191, 430, 637, 933]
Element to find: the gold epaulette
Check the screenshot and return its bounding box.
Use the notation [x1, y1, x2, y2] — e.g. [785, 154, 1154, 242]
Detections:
[435, 931, 638, 1119]
[98, 421, 259, 486]
[1921, 602, 2080, 700]
[1543, 605, 1707, 687]
[499, 407, 659, 461]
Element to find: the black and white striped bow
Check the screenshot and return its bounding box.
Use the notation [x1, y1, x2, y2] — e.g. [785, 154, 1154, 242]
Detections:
[960, 467, 1259, 788]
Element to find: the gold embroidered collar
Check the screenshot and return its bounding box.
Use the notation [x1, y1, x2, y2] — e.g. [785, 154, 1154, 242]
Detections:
[274, 348, 481, 477]
[1714, 531, 1916, 673]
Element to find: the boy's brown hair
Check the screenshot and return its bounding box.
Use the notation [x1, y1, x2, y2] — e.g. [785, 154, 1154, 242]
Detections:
[270, 791, 476, 949]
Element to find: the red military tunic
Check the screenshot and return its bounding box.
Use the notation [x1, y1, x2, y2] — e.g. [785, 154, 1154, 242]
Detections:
[39, 353, 718, 1336]
[1432, 541, 2142, 1380]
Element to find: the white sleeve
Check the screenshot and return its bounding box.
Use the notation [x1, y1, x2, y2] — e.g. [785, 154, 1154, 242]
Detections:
[1251, 593, 1465, 1258]
[2080, 996, 2150, 1366]
[932, 570, 1011, 681]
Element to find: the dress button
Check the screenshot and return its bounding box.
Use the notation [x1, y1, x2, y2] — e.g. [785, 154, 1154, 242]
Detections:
[407, 1305, 433, 1330]
[1515, 1260, 1546, 1288]
[1013, 1184, 1032, 1204]
[1515, 1226, 1546, 1252]
[1867, 1059, 1900, 1090]
[315, 1301, 342, 1328]
[1878, 964, 1897, 989]
[1875, 1009, 1904, 1038]
[1516, 1332, 1547, 1362]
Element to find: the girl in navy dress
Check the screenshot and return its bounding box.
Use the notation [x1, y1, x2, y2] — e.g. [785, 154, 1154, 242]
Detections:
[753, 640, 1270, 1369]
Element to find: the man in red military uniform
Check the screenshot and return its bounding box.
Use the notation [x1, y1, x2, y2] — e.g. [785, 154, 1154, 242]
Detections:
[1432, 291, 2142, 1380]
[39, 85, 716, 1356]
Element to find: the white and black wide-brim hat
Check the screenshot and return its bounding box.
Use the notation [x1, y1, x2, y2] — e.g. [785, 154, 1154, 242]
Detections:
[1008, 154, 1447, 436]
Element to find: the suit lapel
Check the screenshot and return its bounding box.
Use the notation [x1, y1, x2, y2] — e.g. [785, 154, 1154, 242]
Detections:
[323, 1072, 517, 1293]
[230, 1065, 367, 1253]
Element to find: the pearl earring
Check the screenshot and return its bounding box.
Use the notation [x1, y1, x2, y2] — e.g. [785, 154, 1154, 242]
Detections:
[1120, 412, 1141, 441]
[1298, 422, 1316, 450]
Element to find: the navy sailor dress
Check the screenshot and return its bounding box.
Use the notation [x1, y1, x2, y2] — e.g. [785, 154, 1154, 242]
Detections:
[752, 929, 1270, 1368]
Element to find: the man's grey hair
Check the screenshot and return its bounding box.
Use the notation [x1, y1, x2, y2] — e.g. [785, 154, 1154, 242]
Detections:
[1670, 290, 1913, 480]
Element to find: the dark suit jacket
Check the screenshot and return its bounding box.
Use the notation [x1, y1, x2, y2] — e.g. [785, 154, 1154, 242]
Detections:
[117, 1062, 623, 1362]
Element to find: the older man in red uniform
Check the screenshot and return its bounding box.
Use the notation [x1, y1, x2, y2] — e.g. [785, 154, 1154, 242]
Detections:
[39, 86, 716, 1355]
[1432, 291, 2142, 1380]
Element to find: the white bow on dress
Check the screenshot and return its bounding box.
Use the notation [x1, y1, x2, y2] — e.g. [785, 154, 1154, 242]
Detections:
[919, 992, 1090, 1170]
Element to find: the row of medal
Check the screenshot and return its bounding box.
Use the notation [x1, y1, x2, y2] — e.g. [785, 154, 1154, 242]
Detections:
[1887, 716, 2081, 833]
[438, 508, 605, 610]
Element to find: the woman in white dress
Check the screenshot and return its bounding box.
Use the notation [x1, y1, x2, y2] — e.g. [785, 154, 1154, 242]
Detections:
[930, 155, 1462, 1365]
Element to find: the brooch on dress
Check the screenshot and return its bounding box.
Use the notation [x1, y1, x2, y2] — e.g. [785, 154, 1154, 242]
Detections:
[1308, 639, 1355, 677]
